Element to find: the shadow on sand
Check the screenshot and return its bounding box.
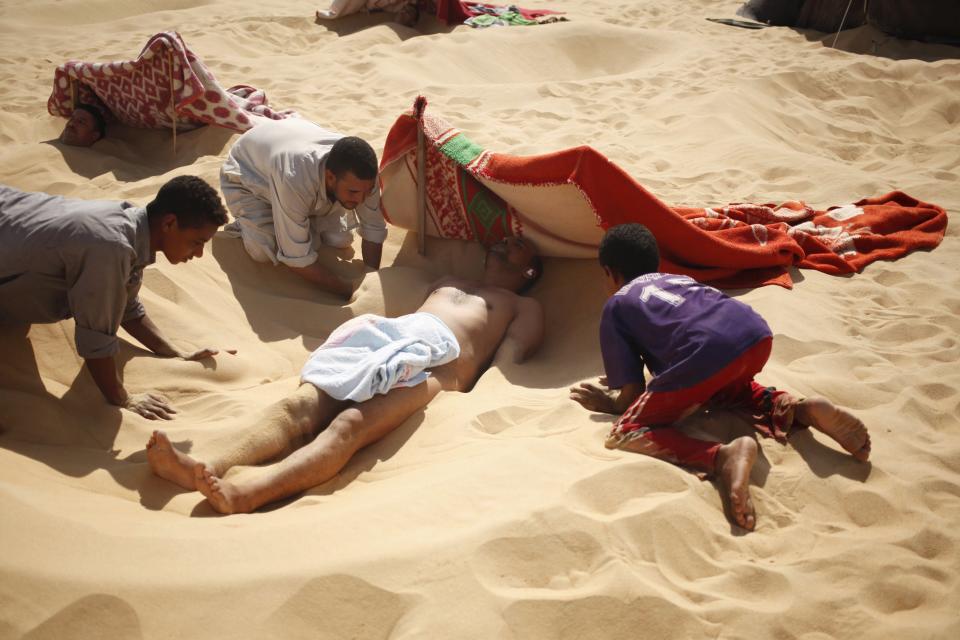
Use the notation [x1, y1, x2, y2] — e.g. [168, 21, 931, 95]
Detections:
[45, 124, 236, 182]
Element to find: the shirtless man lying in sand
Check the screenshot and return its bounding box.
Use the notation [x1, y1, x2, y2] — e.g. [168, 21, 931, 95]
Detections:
[570, 224, 871, 531]
[146, 237, 543, 513]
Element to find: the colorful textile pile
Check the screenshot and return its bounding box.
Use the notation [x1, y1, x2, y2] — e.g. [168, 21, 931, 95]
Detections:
[47, 32, 297, 133]
[436, 1, 563, 25]
[379, 98, 947, 288]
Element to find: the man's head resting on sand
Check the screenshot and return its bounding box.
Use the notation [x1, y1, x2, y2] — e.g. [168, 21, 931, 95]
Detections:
[324, 136, 378, 211]
[60, 104, 106, 147]
[146, 175, 228, 265]
[483, 236, 543, 294]
[598, 223, 660, 295]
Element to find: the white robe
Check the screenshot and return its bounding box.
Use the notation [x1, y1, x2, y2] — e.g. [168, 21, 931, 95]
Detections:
[220, 118, 387, 267]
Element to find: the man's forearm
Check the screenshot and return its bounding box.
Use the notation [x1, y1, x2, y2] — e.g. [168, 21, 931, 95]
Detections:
[286, 260, 352, 297]
[85, 356, 127, 406]
[122, 315, 179, 357]
[361, 238, 383, 270]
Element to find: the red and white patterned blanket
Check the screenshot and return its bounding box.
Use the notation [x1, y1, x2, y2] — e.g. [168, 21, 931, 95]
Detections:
[47, 31, 297, 132]
[380, 98, 948, 289]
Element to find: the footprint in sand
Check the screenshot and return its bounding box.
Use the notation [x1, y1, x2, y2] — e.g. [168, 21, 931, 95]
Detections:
[257, 574, 409, 639]
[841, 488, 897, 527]
[470, 405, 579, 437]
[566, 462, 692, 518]
[21, 594, 142, 639]
[863, 572, 940, 615]
[893, 526, 953, 561]
[471, 530, 607, 593]
[503, 593, 710, 640]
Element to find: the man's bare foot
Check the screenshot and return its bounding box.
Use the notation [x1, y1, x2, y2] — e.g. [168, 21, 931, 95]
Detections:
[146, 430, 198, 490]
[196, 466, 251, 515]
[715, 436, 758, 531]
[795, 397, 871, 462]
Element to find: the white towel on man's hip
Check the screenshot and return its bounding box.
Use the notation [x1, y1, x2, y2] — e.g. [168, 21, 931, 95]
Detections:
[300, 312, 461, 402]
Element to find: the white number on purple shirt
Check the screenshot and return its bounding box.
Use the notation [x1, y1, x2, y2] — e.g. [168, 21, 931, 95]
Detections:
[639, 284, 685, 307]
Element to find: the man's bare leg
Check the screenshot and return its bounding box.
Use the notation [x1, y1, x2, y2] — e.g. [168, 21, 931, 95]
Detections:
[196, 375, 448, 514]
[794, 397, 871, 462]
[714, 436, 758, 531]
[146, 384, 344, 490]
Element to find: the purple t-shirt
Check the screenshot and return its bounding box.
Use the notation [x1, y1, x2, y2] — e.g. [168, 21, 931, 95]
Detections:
[600, 273, 772, 393]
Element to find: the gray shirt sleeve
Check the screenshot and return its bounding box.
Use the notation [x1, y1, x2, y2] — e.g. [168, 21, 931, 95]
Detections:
[122, 267, 146, 323]
[355, 187, 388, 244]
[68, 243, 136, 359]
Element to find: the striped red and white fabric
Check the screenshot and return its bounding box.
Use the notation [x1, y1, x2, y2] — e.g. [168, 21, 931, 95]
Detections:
[47, 31, 297, 133]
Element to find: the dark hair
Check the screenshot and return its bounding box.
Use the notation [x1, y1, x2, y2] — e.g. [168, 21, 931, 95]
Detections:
[146, 176, 228, 228]
[517, 254, 544, 294]
[598, 223, 660, 282]
[75, 103, 107, 139]
[326, 136, 378, 180]
[403, 4, 420, 23]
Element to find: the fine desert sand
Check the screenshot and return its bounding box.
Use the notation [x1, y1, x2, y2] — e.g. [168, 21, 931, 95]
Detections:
[0, 1, 958, 638]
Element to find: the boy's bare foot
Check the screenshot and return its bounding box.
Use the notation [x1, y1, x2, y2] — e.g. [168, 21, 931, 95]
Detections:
[715, 436, 758, 531]
[196, 466, 251, 515]
[795, 397, 871, 462]
[146, 430, 198, 490]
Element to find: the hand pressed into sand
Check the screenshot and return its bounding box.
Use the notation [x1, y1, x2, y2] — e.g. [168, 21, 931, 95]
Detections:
[127, 393, 177, 420]
[178, 347, 238, 361]
[569, 377, 617, 414]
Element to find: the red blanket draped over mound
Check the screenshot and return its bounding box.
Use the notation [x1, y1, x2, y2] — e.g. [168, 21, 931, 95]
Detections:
[48, 31, 297, 133]
[379, 98, 947, 288]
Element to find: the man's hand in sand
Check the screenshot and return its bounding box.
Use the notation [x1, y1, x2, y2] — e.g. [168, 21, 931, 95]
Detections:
[569, 378, 617, 414]
[126, 392, 177, 420]
[177, 347, 239, 361]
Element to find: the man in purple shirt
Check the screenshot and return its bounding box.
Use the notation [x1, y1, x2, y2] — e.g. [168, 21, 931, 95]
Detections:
[571, 223, 871, 532]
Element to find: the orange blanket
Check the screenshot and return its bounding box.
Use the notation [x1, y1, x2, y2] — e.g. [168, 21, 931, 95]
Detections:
[380, 98, 947, 288]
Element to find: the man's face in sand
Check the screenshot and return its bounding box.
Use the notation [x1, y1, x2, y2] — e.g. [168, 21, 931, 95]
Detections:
[60, 109, 101, 147]
[485, 236, 539, 289]
[324, 169, 376, 211]
[157, 215, 220, 265]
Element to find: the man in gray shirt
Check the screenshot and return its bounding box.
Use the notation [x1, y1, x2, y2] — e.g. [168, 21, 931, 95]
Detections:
[0, 176, 232, 419]
[220, 118, 388, 299]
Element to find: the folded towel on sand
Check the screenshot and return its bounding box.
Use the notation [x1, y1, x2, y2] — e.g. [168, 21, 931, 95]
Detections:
[48, 31, 297, 133]
[380, 97, 947, 289]
[301, 313, 461, 402]
[315, 0, 411, 20]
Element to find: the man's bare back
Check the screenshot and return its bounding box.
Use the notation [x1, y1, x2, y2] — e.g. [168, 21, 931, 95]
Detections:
[418, 276, 540, 392]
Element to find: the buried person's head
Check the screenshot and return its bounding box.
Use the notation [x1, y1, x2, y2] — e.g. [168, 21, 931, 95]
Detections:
[598, 223, 660, 294]
[146, 175, 228, 264]
[396, 2, 420, 27]
[323, 136, 378, 210]
[483, 236, 543, 293]
[59, 104, 106, 147]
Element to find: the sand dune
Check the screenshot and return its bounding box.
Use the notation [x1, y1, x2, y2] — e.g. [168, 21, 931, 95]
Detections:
[1, 0, 958, 638]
